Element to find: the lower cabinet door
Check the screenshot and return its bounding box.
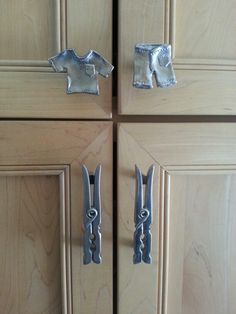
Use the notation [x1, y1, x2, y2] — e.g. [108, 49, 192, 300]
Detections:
[0, 121, 113, 314]
[118, 123, 236, 314]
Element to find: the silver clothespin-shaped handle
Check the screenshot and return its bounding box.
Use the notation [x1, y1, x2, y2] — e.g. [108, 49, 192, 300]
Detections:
[82, 165, 102, 264]
[133, 165, 155, 264]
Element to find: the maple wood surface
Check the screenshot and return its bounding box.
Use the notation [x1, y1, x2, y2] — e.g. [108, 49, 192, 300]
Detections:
[0, 121, 113, 314]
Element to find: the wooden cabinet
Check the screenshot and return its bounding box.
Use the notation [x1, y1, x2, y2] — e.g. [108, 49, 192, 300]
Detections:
[118, 0, 236, 115]
[118, 123, 236, 314]
[3, 121, 236, 314]
[0, 0, 112, 118]
[1, 0, 236, 313]
[0, 121, 113, 314]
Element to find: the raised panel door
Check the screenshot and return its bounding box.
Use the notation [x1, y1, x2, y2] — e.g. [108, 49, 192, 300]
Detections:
[118, 123, 236, 314]
[118, 1, 236, 115]
[0, 0, 112, 118]
[0, 172, 66, 313]
[0, 121, 113, 314]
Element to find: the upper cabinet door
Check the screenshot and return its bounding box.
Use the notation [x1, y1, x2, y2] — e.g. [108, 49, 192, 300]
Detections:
[118, 0, 236, 115]
[0, 121, 113, 314]
[0, 0, 112, 118]
[118, 123, 236, 314]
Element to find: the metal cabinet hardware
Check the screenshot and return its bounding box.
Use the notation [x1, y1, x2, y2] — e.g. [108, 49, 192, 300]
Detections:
[82, 165, 102, 264]
[133, 165, 155, 264]
[48, 49, 114, 95]
[133, 44, 177, 89]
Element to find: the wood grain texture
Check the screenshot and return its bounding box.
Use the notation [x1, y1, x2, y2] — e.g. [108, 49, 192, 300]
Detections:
[118, 0, 236, 115]
[0, 0, 59, 60]
[70, 126, 113, 314]
[175, 0, 236, 60]
[66, 0, 113, 118]
[0, 72, 111, 118]
[119, 123, 236, 166]
[0, 175, 62, 314]
[0, 122, 113, 314]
[67, 0, 112, 59]
[118, 126, 162, 314]
[120, 70, 236, 115]
[118, 123, 236, 314]
[0, 0, 112, 118]
[118, 0, 165, 114]
[164, 172, 236, 314]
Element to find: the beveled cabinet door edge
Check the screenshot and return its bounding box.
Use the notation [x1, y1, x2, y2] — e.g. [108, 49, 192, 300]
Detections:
[0, 1, 113, 119]
[117, 124, 164, 314]
[118, 122, 236, 314]
[0, 121, 113, 314]
[0, 165, 72, 314]
[118, 0, 236, 116]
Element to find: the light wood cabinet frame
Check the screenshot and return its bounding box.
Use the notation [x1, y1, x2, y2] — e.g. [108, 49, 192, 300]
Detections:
[0, 0, 112, 118]
[0, 121, 113, 314]
[118, 123, 236, 314]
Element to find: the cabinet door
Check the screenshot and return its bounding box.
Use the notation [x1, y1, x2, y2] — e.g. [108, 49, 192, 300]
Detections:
[118, 123, 236, 314]
[119, 1, 236, 115]
[0, 121, 113, 314]
[0, 1, 112, 118]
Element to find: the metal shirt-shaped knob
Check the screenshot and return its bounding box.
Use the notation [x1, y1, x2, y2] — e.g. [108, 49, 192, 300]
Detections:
[49, 49, 114, 95]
